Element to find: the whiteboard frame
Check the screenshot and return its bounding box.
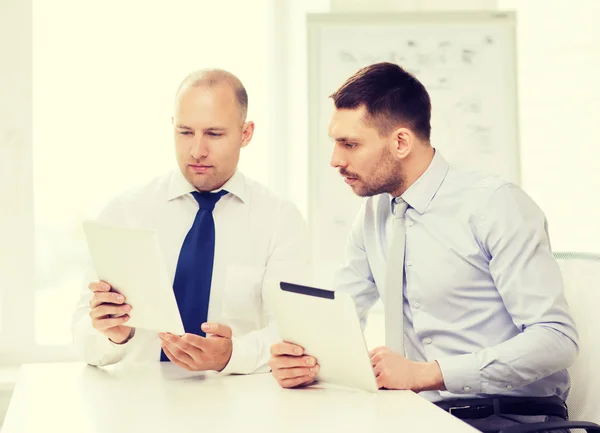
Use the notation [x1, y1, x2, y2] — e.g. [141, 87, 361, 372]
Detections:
[306, 11, 520, 285]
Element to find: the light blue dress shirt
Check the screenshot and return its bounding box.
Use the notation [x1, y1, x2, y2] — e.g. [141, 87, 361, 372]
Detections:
[333, 149, 579, 402]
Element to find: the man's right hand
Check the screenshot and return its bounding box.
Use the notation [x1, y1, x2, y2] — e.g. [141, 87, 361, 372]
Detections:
[88, 281, 134, 344]
[268, 342, 320, 388]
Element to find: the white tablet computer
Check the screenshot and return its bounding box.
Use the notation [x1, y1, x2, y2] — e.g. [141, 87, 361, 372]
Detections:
[82, 220, 185, 336]
[270, 281, 378, 393]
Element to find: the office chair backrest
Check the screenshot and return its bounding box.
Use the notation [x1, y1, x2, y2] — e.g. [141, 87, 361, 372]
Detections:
[554, 252, 600, 424]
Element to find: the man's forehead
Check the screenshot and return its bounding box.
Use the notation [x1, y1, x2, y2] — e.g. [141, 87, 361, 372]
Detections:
[175, 84, 237, 112]
[328, 107, 369, 137]
[175, 84, 243, 126]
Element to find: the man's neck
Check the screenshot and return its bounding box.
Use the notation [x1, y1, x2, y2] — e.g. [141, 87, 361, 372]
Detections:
[392, 145, 435, 197]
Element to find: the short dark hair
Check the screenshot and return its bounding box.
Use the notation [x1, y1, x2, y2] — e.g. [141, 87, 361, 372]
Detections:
[330, 62, 431, 141]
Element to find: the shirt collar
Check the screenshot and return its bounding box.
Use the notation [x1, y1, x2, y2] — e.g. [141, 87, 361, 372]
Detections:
[393, 149, 449, 215]
[166, 168, 248, 203]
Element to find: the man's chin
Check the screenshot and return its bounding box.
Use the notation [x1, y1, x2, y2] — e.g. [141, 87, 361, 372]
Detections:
[350, 184, 382, 198]
[350, 184, 369, 197]
[187, 175, 214, 192]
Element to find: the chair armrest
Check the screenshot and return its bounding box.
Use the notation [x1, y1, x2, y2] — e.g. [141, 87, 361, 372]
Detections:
[499, 420, 600, 433]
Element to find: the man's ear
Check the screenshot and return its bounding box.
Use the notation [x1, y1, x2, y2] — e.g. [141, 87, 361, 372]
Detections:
[241, 121, 255, 148]
[391, 127, 414, 160]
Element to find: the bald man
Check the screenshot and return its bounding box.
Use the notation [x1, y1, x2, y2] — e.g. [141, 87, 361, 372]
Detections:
[71, 69, 310, 374]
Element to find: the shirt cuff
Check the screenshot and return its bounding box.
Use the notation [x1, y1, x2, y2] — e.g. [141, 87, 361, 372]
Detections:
[215, 336, 251, 376]
[109, 328, 135, 345]
[73, 317, 131, 366]
[85, 332, 130, 366]
[436, 353, 482, 395]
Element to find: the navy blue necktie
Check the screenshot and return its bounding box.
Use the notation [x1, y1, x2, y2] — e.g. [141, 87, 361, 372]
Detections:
[160, 189, 227, 362]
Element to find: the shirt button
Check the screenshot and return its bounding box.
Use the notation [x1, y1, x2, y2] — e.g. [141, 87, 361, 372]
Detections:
[423, 337, 432, 345]
[506, 385, 513, 390]
[407, 220, 414, 227]
[414, 302, 420, 309]
[406, 261, 412, 266]
[463, 386, 471, 393]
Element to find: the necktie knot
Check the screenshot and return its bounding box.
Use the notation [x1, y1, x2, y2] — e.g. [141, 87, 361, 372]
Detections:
[191, 190, 228, 211]
[392, 197, 409, 218]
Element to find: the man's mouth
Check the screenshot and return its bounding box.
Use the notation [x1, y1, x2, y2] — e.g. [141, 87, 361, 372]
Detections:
[189, 164, 212, 173]
[343, 176, 358, 185]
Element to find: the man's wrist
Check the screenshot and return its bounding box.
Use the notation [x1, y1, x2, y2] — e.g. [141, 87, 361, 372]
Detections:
[109, 328, 135, 345]
[415, 361, 446, 392]
[215, 340, 234, 372]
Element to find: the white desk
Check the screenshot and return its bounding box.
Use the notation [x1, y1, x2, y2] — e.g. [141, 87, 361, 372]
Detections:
[3, 363, 477, 433]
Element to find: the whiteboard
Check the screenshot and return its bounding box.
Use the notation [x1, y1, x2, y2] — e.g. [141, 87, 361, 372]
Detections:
[307, 11, 519, 287]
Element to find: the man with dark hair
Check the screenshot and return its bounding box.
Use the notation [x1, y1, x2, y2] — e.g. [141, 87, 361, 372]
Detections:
[269, 62, 577, 433]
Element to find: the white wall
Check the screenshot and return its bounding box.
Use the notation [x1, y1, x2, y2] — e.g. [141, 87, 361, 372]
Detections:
[501, 0, 600, 253]
[0, 0, 34, 358]
[0, 0, 33, 423]
[285, 0, 332, 220]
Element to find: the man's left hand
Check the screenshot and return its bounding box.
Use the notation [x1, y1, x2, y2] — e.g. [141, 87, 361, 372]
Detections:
[160, 322, 233, 372]
[370, 346, 446, 392]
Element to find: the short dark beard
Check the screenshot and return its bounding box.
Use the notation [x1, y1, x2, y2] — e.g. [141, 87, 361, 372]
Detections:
[356, 148, 405, 197]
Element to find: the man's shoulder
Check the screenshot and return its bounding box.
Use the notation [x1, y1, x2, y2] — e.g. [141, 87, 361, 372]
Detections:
[447, 164, 511, 191]
[442, 164, 518, 205]
[440, 165, 542, 225]
[242, 174, 300, 213]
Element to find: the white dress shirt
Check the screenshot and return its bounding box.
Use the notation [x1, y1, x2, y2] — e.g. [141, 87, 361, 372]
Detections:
[334, 150, 578, 401]
[72, 169, 310, 374]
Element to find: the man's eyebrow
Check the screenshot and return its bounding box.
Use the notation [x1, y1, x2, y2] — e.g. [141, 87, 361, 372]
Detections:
[176, 125, 228, 132]
[334, 136, 360, 143]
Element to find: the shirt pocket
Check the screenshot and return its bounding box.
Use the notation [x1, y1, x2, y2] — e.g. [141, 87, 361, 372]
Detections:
[221, 264, 266, 321]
